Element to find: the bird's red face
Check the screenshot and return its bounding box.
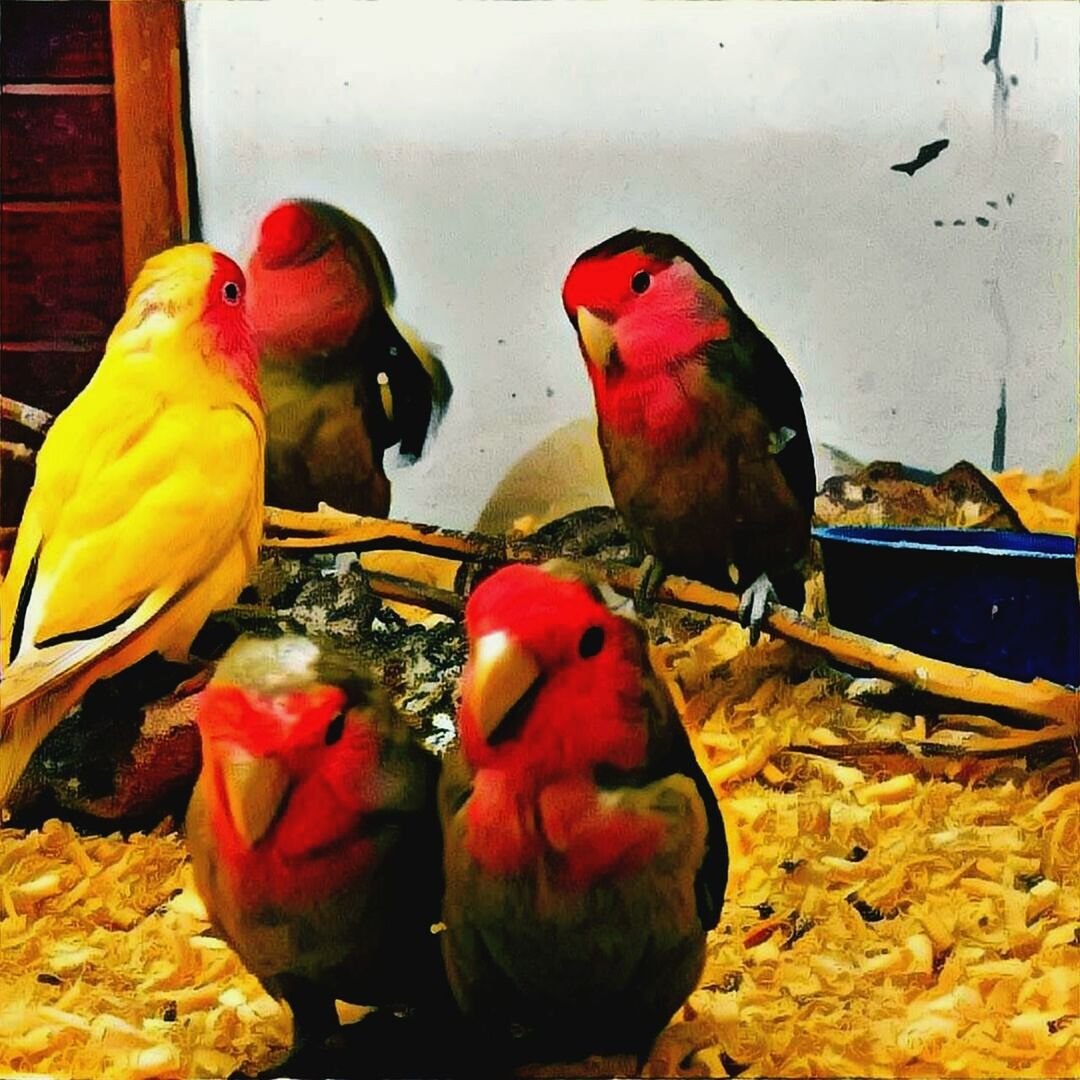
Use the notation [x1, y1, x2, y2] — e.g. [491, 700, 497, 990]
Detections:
[458, 564, 669, 882]
[202, 252, 260, 404]
[563, 247, 731, 376]
[196, 669, 383, 906]
[254, 201, 326, 270]
[246, 201, 372, 361]
[561, 248, 672, 330]
[459, 563, 648, 784]
[562, 234, 733, 446]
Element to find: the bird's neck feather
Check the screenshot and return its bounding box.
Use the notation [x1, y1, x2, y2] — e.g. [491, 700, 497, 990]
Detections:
[590, 354, 707, 450]
[206, 756, 376, 908]
[591, 297, 729, 449]
[107, 315, 262, 409]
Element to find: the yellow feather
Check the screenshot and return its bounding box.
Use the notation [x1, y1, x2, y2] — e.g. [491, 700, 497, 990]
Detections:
[0, 243, 265, 805]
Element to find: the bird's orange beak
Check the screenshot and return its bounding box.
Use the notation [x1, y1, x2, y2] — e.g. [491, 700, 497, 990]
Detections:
[219, 749, 291, 848]
[466, 631, 543, 745]
[576, 307, 617, 370]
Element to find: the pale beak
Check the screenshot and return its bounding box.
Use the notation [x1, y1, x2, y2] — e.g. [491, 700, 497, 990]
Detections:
[466, 631, 543, 744]
[377, 370, 394, 424]
[576, 306, 617, 370]
[221, 751, 291, 848]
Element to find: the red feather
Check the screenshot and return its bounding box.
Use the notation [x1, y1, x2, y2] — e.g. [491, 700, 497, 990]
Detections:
[257, 201, 318, 268]
[196, 682, 381, 907]
[202, 252, 261, 406]
[459, 564, 660, 889]
[563, 248, 732, 450]
[246, 204, 373, 358]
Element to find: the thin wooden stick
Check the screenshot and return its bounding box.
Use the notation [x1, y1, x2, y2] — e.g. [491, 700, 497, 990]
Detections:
[263, 507, 1079, 729]
[264, 504, 553, 564]
[4, 397, 1065, 728]
[1, 440, 35, 465]
[1, 396, 54, 435]
[553, 565, 1075, 730]
[365, 571, 464, 618]
[785, 724, 1077, 762]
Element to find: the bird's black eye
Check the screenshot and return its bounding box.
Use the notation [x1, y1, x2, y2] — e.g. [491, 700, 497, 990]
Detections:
[578, 625, 605, 659]
[630, 270, 651, 294]
[324, 713, 345, 746]
[222, 281, 241, 305]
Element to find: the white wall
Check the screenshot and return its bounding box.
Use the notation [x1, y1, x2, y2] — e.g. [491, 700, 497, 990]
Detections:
[187, 1, 1078, 529]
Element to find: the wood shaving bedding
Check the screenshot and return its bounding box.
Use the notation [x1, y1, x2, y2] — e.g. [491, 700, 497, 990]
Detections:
[1, 610, 1076, 1077]
[994, 457, 1078, 537]
[0, 823, 289, 1078]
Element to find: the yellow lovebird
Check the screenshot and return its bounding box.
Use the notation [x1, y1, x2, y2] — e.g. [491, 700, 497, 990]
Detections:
[0, 244, 266, 805]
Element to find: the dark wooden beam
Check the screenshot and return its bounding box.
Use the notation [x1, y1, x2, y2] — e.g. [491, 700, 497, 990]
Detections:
[110, 0, 193, 284]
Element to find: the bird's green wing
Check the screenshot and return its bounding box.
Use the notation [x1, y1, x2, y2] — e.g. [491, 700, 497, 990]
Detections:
[639, 668, 729, 931]
[704, 320, 817, 520]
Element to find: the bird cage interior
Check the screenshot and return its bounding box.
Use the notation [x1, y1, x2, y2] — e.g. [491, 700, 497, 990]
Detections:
[0, 3, 1077, 1079]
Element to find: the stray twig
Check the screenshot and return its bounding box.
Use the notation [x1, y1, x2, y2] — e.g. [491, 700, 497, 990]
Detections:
[264, 504, 554, 564]
[786, 724, 1077, 763]
[1, 440, 35, 465]
[1, 396, 54, 436]
[366, 571, 463, 618]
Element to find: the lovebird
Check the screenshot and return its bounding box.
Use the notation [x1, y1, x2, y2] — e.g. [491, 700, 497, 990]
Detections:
[0, 244, 265, 805]
[563, 229, 816, 639]
[246, 199, 452, 516]
[439, 562, 728, 1066]
[186, 635, 446, 1077]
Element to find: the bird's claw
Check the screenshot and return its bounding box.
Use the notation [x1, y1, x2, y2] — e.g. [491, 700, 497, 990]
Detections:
[737, 573, 778, 645]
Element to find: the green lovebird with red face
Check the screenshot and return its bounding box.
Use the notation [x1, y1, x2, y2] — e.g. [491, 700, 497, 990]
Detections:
[246, 199, 452, 516]
[562, 229, 816, 639]
[186, 636, 445, 1075]
[439, 562, 728, 1066]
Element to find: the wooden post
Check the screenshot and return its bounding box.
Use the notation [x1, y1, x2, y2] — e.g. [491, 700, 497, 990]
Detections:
[109, 0, 194, 285]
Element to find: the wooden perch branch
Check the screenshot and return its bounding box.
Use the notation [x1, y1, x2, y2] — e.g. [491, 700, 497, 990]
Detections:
[264, 507, 1079, 730]
[264, 504, 556, 564]
[1, 396, 54, 436]
[786, 724, 1077, 763]
[540, 566, 1074, 730]
[365, 571, 464, 618]
[1, 440, 35, 465]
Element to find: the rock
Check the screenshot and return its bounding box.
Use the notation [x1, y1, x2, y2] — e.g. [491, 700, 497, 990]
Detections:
[530, 506, 630, 560]
[9, 656, 203, 827]
[815, 459, 1025, 530]
[931, 461, 1026, 529]
[45, 693, 202, 822]
[529, 507, 713, 644]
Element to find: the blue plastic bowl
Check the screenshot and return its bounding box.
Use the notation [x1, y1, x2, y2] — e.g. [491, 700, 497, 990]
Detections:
[814, 526, 1079, 687]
